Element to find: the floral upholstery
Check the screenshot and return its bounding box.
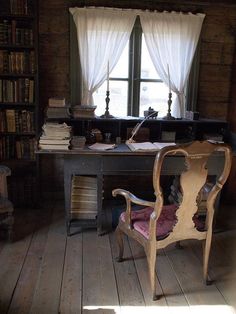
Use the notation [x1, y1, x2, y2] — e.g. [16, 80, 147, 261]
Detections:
[120, 204, 205, 239]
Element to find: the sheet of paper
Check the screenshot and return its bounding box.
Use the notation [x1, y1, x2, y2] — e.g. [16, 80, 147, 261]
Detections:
[88, 143, 116, 150]
[126, 142, 158, 151]
[153, 142, 176, 149]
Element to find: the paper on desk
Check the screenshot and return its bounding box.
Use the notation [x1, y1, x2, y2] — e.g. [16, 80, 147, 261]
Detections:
[88, 143, 116, 150]
[153, 142, 176, 149]
[126, 141, 176, 152]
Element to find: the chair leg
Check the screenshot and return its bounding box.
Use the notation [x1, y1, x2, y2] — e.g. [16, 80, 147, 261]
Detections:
[147, 246, 160, 301]
[203, 234, 213, 285]
[115, 226, 124, 262]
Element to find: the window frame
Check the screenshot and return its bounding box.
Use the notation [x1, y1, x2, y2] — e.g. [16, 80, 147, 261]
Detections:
[70, 15, 199, 117]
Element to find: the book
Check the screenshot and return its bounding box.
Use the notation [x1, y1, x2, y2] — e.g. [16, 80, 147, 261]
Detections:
[39, 138, 70, 145]
[38, 144, 69, 150]
[72, 175, 97, 189]
[48, 97, 66, 107]
[6, 109, 16, 132]
[126, 141, 176, 152]
[71, 105, 96, 118]
[46, 106, 70, 119]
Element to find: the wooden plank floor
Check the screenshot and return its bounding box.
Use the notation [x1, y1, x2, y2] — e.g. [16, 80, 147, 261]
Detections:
[1, 202, 236, 314]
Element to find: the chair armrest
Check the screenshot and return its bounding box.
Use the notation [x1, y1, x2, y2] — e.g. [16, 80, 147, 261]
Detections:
[112, 188, 155, 228]
[112, 188, 155, 207]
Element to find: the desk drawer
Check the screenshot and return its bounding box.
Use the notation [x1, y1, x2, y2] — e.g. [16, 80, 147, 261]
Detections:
[102, 155, 155, 172]
[65, 155, 101, 174]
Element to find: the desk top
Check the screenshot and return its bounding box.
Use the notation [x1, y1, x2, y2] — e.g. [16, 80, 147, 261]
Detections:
[36, 143, 229, 157]
[36, 143, 158, 156]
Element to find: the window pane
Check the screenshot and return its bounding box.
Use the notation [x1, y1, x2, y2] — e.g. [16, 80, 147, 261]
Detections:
[93, 80, 128, 117]
[139, 82, 176, 117]
[141, 34, 160, 79]
[110, 42, 129, 78]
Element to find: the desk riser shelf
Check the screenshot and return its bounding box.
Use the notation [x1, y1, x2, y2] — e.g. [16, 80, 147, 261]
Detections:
[46, 117, 229, 144]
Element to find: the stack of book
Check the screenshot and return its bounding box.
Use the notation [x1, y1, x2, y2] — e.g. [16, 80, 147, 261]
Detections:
[70, 175, 98, 220]
[46, 97, 70, 119]
[38, 122, 71, 150]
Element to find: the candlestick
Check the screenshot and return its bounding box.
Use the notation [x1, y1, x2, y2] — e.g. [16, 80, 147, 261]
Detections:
[100, 90, 114, 118]
[167, 64, 171, 94]
[163, 92, 175, 120]
[107, 61, 109, 91]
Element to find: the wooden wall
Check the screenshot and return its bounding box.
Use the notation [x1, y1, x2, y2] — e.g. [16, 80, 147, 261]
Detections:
[38, 0, 236, 200]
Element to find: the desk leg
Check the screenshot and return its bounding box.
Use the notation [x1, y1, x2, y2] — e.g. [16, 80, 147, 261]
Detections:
[97, 174, 103, 235]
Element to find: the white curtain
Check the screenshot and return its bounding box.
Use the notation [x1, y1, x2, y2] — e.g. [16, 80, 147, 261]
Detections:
[69, 7, 136, 106]
[140, 11, 205, 118]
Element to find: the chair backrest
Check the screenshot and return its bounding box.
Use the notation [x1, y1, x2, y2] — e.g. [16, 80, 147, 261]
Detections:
[152, 141, 232, 244]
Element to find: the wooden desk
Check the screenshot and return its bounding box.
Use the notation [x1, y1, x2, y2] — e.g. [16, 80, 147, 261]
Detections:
[37, 144, 225, 235]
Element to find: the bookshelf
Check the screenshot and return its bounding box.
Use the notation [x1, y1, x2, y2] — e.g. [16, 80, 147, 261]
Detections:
[0, 0, 39, 207]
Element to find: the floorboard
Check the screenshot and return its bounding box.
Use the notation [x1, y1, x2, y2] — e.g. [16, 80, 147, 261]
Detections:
[165, 241, 229, 312]
[59, 232, 82, 314]
[7, 223, 50, 314]
[82, 230, 119, 314]
[0, 203, 236, 314]
[0, 235, 32, 313]
[109, 232, 145, 309]
[29, 205, 67, 314]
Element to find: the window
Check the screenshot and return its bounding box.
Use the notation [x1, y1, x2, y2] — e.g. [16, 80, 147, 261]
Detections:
[70, 16, 197, 118]
[93, 17, 175, 117]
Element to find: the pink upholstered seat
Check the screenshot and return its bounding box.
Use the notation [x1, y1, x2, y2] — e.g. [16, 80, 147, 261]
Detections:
[120, 204, 205, 239]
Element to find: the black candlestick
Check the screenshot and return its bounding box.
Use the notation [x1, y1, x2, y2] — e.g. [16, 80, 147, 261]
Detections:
[163, 92, 175, 120]
[100, 91, 114, 118]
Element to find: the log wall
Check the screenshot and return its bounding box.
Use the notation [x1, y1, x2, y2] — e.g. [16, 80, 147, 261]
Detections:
[38, 0, 236, 203]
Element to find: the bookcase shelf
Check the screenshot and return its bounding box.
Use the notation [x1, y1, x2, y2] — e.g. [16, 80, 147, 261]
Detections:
[0, 73, 35, 77]
[0, 0, 39, 208]
[1, 132, 36, 135]
[0, 14, 35, 20]
[0, 102, 35, 106]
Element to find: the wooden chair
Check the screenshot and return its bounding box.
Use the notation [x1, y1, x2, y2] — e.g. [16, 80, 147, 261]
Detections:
[112, 141, 232, 300]
[0, 165, 14, 241]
